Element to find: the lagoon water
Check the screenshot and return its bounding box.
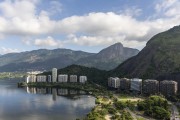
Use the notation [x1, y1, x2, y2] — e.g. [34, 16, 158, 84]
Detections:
[0, 79, 95, 120]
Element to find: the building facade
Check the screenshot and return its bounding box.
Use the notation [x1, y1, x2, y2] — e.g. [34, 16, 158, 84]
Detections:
[143, 79, 159, 95]
[52, 68, 57, 82]
[70, 75, 78, 82]
[79, 76, 87, 83]
[160, 80, 178, 96]
[120, 78, 130, 91]
[36, 75, 47, 82]
[58, 74, 68, 82]
[130, 78, 142, 92]
[26, 75, 36, 83]
[108, 77, 120, 88]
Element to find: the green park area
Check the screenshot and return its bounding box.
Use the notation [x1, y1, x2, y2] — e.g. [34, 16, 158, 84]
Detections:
[86, 94, 171, 120]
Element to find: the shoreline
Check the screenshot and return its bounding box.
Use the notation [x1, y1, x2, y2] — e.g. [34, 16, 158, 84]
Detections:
[17, 82, 174, 120]
[17, 82, 108, 97]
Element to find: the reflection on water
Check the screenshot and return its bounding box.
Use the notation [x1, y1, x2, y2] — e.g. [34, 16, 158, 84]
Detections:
[0, 79, 95, 120]
[52, 88, 57, 101]
[26, 87, 88, 101]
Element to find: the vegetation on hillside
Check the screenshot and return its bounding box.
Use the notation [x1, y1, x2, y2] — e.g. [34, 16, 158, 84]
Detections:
[0, 72, 26, 79]
[137, 95, 170, 119]
[112, 25, 180, 80]
[42, 65, 109, 86]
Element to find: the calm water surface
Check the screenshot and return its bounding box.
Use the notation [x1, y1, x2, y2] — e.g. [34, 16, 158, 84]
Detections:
[0, 79, 95, 120]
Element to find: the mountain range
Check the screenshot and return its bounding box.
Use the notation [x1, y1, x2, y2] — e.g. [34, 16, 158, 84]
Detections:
[46, 25, 180, 87]
[0, 43, 139, 72]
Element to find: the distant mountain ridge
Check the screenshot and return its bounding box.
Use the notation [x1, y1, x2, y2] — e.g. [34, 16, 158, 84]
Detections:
[0, 43, 139, 72]
[76, 43, 139, 70]
[0, 49, 93, 72]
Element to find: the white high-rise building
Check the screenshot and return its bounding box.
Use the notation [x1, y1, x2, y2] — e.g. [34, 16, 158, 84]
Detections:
[36, 75, 47, 82]
[130, 78, 142, 92]
[52, 68, 57, 82]
[108, 77, 120, 88]
[79, 76, 87, 83]
[58, 74, 68, 82]
[26, 75, 36, 83]
[70, 75, 77, 82]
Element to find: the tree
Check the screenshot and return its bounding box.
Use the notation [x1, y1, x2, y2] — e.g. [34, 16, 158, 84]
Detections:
[114, 101, 127, 110]
[137, 95, 170, 119]
[152, 106, 170, 119]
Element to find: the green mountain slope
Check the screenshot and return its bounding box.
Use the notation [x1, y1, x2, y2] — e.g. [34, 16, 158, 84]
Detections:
[76, 43, 139, 70]
[0, 49, 93, 72]
[112, 25, 180, 80]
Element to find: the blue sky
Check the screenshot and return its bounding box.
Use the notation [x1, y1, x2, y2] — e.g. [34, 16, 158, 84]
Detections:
[0, 0, 179, 54]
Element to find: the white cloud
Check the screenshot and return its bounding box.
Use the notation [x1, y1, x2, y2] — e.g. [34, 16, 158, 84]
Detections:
[120, 6, 142, 17]
[48, 0, 62, 15]
[56, 12, 150, 37]
[21, 37, 32, 45]
[65, 34, 146, 49]
[34, 36, 63, 48]
[0, 0, 180, 50]
[67, 34, 145, 48]
[0, 47, 19, 54]
[0, 34, 5, 40]
[155, 0, 180, 17]
[0, 0, 55, 35]
[66, 34, 124, 46]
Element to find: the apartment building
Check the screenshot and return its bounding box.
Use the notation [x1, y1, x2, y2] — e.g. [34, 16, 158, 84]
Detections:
[79, 76, 87, 83]
[36, 75, 47, 82]
[143, 79, 159, 95]
[120, 78, 130, 91]
[160, 80, 178, 96]
[70, 75, 78, 82]
[108, 77, 120, 88]
[130, 78, 142, 92]
[58, 74, 68, 82]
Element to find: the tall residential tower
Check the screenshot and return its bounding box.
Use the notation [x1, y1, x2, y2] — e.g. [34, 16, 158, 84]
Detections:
[52, 68, 57, 82]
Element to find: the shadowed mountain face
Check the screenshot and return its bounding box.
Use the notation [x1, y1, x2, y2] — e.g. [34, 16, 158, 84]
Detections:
[112, 25, 180, 81]
[0, 43, 139, 72]
[76, 43, 139, 70]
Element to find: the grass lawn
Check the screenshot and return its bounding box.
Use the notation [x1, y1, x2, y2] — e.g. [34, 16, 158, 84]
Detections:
[115, 93, 144, 102]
